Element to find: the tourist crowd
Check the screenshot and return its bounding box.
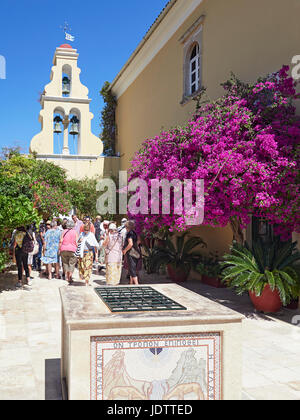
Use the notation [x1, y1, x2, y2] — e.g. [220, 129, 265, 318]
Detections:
[11, 215, 142, 288]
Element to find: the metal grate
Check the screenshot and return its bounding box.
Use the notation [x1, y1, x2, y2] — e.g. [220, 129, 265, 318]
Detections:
[94, 287, 187, 313]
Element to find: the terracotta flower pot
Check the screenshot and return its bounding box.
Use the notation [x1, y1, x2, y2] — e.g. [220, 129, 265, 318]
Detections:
[201, 275, 226, 289]
[285, 299, 299, 310]
[249, 284, 282, 313]
[167, 264, 189, 283]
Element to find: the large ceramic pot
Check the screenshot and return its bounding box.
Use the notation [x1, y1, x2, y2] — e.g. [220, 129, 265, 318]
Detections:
[167, 264, 189, 283]
[249, 284, 282, 313]
[201, 275, 226, 289]
[285, 298, 299, 310]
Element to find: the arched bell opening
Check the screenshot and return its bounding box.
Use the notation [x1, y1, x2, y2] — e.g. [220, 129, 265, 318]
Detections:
[68, 109, 80, 155]
[62, 64, 72, 97]
[53, 108, 65, 154]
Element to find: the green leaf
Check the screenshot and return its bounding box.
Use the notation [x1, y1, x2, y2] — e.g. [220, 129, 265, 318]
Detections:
[265, 270, 276, 291]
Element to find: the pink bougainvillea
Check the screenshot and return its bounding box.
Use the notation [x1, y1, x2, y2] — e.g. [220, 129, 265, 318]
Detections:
[129, 67, 300, 239]
[31, 181, 72, 219]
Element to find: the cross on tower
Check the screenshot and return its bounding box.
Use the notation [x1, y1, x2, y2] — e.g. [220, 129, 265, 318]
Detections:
[60, 22, 75, 42]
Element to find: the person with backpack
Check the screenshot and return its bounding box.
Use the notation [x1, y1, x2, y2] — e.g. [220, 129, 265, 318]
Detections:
[13, 226, 33, 288]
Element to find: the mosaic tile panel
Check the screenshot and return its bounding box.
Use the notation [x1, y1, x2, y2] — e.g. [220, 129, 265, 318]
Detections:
[90, 332, 222, 400]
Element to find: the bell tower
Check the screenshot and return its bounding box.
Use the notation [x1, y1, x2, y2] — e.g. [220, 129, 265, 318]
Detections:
[30, 44, 104, 179]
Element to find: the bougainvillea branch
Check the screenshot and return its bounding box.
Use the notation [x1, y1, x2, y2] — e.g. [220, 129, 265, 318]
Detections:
[129, 66, 300, 240]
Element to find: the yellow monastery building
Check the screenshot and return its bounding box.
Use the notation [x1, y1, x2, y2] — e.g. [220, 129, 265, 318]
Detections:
[110, 0, 300, 254]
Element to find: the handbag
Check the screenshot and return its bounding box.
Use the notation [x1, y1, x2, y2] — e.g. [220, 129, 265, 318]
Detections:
[129, 245, 141, 259]
[31, 240, 39, 256]
[74, 241, 82, 258]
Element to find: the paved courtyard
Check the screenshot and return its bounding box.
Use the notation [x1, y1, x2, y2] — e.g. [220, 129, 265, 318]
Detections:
[0, 267, 300, 400]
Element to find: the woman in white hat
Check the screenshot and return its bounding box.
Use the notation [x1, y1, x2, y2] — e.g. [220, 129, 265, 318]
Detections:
[102, 223, 123, 286]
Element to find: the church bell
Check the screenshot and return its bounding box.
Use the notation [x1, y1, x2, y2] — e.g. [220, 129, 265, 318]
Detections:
[69, 116, 79, 136]
[62, 76, 71, 95]
[53, 116, 62, 134]
[53, 122, 62, 134]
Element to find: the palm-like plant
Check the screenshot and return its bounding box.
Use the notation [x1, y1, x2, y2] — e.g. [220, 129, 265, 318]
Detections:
[152, 233, 207, 276]
[140, 243, 160, 274]
[221, 239, 300, 306]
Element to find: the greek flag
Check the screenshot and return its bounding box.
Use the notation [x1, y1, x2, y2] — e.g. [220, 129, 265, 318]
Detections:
[65, 32, 75, 42]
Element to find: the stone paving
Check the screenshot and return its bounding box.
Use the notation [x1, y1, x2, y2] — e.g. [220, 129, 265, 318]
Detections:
[0, 266, 300, 400]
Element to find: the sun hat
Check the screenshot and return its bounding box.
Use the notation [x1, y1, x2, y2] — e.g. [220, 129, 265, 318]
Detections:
[109, 223, 117, 231]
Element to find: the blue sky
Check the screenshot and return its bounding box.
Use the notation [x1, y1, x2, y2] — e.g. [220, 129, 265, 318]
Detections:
[0, 0, 168, 153]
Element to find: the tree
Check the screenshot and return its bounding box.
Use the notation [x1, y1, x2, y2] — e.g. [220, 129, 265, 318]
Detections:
[0, 146, 22, 160]
[31, 181, 71, 220]
[128, 66, 300, 241]
[67, 178, 99, 218]
[100, 81, 117, 156]
[0, 195, 40, 240]
[31, 159, 68, 192]
[0, 152, 71, 221]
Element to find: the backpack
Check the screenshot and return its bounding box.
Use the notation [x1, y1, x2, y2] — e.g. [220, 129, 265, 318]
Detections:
[22, 232, 34, 254]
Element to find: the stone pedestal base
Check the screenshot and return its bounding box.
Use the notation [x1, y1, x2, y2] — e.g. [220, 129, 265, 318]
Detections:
[60, 284, 243, 400]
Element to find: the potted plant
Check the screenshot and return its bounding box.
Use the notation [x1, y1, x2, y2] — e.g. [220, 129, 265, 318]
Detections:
[152, 233, 206, 283]
[285, 263, 300, 309]
[196, 252, 225, 288]
[140, 243, 159, 275]
[221, 239, 300, 313]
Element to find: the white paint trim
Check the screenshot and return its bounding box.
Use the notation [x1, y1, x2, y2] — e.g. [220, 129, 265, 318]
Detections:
[36, 154, 100, 161]
[42, 96, 91, 105]
[36, 154, 121, 161]
[179, 14, 205, 44]
[111, 0, 203, 99]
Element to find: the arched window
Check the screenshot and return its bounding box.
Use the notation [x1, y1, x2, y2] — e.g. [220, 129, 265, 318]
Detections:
[181, 22, 203, 104]
[189, 43, 200, 95]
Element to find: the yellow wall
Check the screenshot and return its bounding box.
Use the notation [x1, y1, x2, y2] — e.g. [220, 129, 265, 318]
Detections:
[114, 0, 300, 171]
[36, 156, 119, 181]
[112, 0, 300, 257]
